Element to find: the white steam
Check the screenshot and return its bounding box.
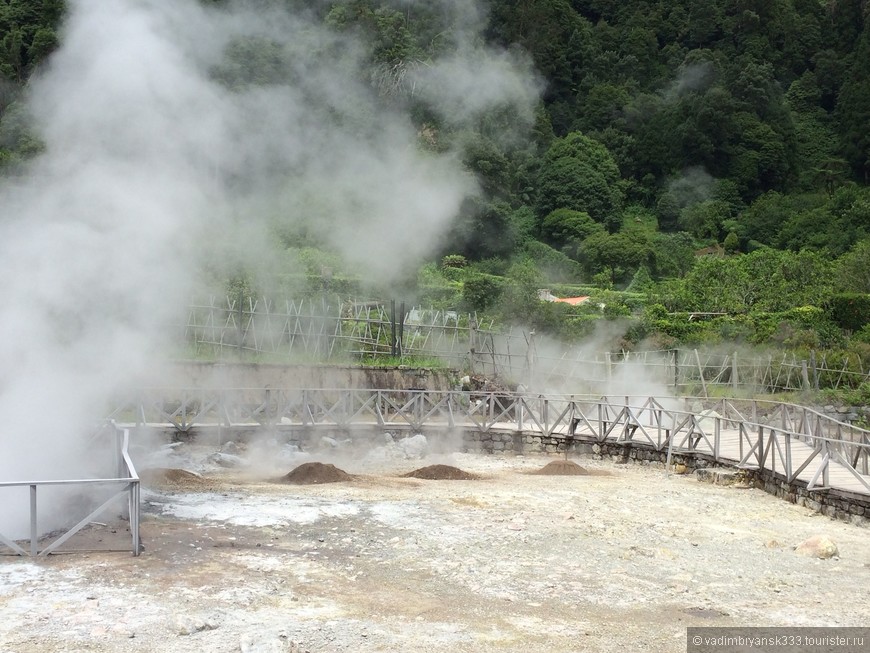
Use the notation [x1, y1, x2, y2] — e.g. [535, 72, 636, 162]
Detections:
[664, 60, 714, 101]
[0, 0, 539, 537]
[666, 165, 716, 209]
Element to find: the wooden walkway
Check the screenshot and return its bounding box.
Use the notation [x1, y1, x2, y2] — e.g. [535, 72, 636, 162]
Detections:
[111, 389, 870, 499]
[556, 420, 870, 497]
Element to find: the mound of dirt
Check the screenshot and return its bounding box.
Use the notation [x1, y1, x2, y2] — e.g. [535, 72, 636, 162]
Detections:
[532, 460, 589, 476]
[278, 462, 353, 485]
[402, 464, 479, 480]
[140, 468, 209, 488]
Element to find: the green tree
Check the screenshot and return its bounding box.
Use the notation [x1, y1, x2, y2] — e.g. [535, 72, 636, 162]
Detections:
[837, 239, 870, 293]
[678, 248, 833, 313]
[447, 200, 520, 261]
[462, 274, 503, 312]
[679, 199, 731, 240]
[835, 27, 870, 180]
[577, 229, 656, 285]
[723, 230, 739, 254]
[737, 190, 825, 247]
[778, 185, 870, 255]
[535, 131, 624, 229]
[539, 208, 604, 256]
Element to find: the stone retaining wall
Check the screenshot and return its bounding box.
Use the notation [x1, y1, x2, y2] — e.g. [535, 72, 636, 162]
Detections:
[457, 428, 869, 526]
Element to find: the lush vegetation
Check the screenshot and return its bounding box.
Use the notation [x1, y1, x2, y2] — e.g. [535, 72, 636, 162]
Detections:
[3, 0, 870, 365]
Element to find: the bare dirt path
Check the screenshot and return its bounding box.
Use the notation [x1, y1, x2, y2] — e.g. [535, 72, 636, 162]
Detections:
[1, 452, 868, 653]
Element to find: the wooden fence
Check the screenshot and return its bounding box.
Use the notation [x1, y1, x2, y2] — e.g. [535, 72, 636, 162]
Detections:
[181, 296, 870, 395]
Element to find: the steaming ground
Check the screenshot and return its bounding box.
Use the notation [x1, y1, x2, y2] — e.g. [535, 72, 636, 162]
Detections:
[1, 444, 869, 653]
[0, 0, 539, 536]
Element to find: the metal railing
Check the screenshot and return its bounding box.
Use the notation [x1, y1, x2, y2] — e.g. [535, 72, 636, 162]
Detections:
[0, 423, 141, 557]
[108, 388, 870, 498]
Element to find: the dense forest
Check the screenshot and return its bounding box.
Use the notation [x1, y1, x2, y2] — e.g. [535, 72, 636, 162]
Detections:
[2, 0, 870, 364]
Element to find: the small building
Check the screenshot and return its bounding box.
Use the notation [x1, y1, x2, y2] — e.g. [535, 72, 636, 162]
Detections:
[537, 289, 591, 305]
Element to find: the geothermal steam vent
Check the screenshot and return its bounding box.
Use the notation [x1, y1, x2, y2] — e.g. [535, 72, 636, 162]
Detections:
[277, 462, 354, 485]
[402, 464, 479, 480]
[533, 460, 589, 475]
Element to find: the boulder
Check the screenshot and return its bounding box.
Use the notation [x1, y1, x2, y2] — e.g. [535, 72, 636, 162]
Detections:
[221, 441, 240, 454]
[794, 535, 839, 559]
[398, 434, 428, 459]
[694, 468, 752, 488]
[206, 452, 248, 468]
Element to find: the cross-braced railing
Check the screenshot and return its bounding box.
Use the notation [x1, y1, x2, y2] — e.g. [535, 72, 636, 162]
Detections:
[0, 423, 141, 557]
[110, 388, 870, 498]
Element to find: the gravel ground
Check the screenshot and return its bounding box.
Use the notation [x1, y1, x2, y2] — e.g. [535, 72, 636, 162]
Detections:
[1, 445, 869, 653]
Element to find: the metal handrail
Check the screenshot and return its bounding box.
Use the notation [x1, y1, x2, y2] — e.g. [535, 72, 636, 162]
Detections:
[0, 424, 141, 557]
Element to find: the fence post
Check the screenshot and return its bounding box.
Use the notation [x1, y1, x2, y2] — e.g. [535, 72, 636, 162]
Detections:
[390, 300, 397, 357]
[801, 360, 811, 390]
[469, 319, 477, 374]
[732, 351, 738, 392]
[236, 291, 244, 356]
[398, 301, 405, 358]
[30, 485, 37, 557]
[695, 349, 708, 398]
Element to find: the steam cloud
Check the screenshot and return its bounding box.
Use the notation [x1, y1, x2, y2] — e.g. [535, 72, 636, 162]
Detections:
[666, 165, 717, 209]
[0, 0, 539, 536]
[664, 60, 714, 101]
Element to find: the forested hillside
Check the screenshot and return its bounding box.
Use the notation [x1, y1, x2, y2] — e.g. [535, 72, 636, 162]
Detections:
[2, 0, 870, 358]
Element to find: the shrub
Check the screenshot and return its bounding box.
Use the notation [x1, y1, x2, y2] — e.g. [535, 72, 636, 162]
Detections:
[441, 254, 468, 270]
[829, 293, 870, 332]
[462, 274, 504, 312]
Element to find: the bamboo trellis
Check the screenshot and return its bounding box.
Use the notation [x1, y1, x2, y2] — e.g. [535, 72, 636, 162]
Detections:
[181, 297, 870, 395]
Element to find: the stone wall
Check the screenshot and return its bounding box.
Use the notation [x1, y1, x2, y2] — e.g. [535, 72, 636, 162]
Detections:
[157, 362, 457, 391]
[748, 467, 870, 525]
[820, 404, 870, 426]
[456, 428, 869, 526]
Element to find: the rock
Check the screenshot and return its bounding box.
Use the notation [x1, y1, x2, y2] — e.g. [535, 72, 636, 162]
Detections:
[694, 468, 752, 488]
[794, 535, 839, 559]
[320, 436, 338, 449]
[672, 463, 688, 475]
[764, 539, 784, 549]
[696, 409, 723, 432]
[175, 616, 219, 636]
[240, 632, 300, 653]
[221, 441, 240, 454]
[398, 434, 428, 459]
[206, 452, 248, 468]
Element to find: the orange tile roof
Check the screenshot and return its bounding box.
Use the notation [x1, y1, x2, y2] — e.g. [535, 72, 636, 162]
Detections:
[553, 296, 590, 305]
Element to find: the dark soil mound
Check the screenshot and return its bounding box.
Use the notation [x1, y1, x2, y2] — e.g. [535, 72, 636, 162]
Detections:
[140, 468, 208, 488]
[402, 464, 478, 480]
[532, 460, 589, 476]
[278, 462, 353, 485]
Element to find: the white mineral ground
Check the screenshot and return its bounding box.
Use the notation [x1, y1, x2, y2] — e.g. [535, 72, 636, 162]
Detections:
[1, 443, 868, 653]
